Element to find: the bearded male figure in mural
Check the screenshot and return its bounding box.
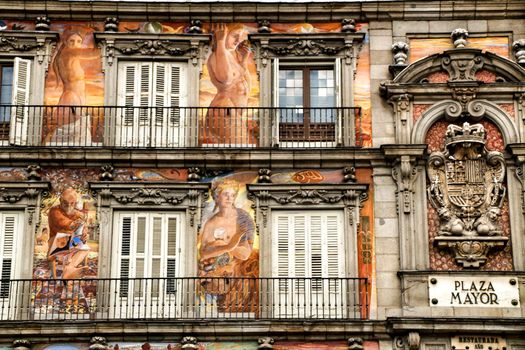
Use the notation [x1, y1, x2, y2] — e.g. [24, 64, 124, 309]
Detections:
[44, 32, 100, 144]
[204, 23, 252, 145]
[199, 179, 257, 311]
[47, 188, 90, 280]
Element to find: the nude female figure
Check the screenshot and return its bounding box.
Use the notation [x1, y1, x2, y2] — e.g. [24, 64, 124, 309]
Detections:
[44, 32, 100, 143]
[204, 23, 252, 144]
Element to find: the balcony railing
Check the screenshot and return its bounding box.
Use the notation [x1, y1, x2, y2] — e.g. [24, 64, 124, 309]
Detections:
[0, 277, 368, 321]
[0, 105, 361, 148]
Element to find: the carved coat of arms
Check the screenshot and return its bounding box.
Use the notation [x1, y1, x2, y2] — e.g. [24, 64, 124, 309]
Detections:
[427, 122, 508, 267]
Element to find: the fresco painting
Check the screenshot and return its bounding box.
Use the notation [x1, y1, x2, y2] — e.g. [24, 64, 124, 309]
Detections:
[409, 36, 509, 62]
[197, 172, 259, 313]
[274, 340, 379, 350]
[354, 23, 372, 147]
[199, 23, 259, 146]
[33, 344, 87, 350]
[109, 342, 257, 350]
[43, 22, 104, 145]
[33, 169, 99, 318]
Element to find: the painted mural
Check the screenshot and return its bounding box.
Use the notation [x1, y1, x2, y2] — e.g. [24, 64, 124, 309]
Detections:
[43, 22, 104, 145]
[198, 173, 259, 313]
[109, 343, 258, 350]
[200, 23, 259, 145]
[274, 340, 379, 350]
[33, 169, 99, 318]
[410, 36, 509, 62]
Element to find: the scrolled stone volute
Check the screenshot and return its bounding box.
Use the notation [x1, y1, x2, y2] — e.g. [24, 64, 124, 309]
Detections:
[258, 337, 275, 349]
[13, 339, 31, 350]
[104, 17, 119, 32]
[512, 39, 525, 67]
[89, 336, 108, 350]
[35, 16, 51, 31]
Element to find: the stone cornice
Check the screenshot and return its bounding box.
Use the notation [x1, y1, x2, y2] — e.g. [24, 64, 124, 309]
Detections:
[1, 1, 524, 22]
[0, 147, 384, 169]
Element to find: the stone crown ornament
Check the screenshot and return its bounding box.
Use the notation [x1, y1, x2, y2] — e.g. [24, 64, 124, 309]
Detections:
[427, 122, 508, 268]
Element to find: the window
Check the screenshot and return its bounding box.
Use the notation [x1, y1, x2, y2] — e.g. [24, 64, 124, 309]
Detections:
[272, 210, 346, 318]
[0, 58, 31, 145]
[274, 61, 341, 146]
[112, 212, 184, 318]
[0, 211, 23, 320]
[117, 62, 188, 147]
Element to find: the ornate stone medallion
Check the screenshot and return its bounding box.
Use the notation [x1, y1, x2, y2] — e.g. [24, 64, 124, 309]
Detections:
[427, 122, 508, 267]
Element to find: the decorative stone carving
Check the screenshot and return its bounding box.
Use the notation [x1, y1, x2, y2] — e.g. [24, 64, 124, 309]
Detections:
[181, 336, 198, 350]
[512, 39, 525, 66]
[89, 336, 108, 350]
[341, 19, 356, 33]
[26, 164, 42, 181]
[248, 183, 367, 228]
[258, 168, 272, 183]
[250, 32, 364, 67]
[104, 17, 119, 32]
[451, 28, 469, 48]
[95, 33, 210, 67]
[13, 339, 31, 350]
[115, 39, 191, 56]
[392, 155, 419, 213]
[99, 164, 115, 181]
[392, 41, 409, 65]
[0, 31, 58, 68]
[407, 332, 421, 350]
[188, 167, 201, 182]
[343, 166, 356, 182]
[442, 53, 483, 82]
[257, 20, 271, 34]
[0, 35, 40, 52]
[348, 338, 364, 350]
[35, 16, 51, 31]
[427, 122, 508, 267]
[257, 337, 274, 349]
[187, 20, 203, 34]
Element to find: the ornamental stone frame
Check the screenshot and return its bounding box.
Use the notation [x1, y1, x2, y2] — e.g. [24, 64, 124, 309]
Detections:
[94, 32, 211, 147]
[247, 183, 368, 279]
[381, 46, 525, 272]
[89, 182, 210, 279]
[0, 30, 59, 145]
[0, 181, 51, 278]
[248, 32, 364, 147]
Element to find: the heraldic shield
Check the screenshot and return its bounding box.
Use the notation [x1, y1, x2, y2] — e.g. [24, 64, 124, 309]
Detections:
[427, 122, 508, 268]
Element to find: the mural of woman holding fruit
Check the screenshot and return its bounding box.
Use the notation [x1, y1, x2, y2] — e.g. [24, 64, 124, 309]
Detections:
[198, 178, 259, 312]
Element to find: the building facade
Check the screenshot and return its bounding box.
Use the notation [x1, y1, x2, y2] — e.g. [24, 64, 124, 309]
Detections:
[0, 1, 524, 350]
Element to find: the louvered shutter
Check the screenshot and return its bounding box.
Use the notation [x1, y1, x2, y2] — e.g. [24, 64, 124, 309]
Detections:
[151, 63, 187, 147]
[114, 212, 183, 318]
[0, 213, 20, 299]
[9, 58, 31, 146]
[118, 215, 132, 297]
[166, 216, 178, 294]
[272, 211, 345, 318]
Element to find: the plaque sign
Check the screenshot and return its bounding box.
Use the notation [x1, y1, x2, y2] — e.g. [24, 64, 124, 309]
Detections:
[451, 336, 506, 350]
[428, 276, 520, 307]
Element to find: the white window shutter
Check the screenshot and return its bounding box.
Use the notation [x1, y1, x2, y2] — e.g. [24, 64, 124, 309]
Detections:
[9, 57, 31, 146]
[325, 214, 344, 277]
[118, 215, 132, 297]
[0, 213, 21, 299]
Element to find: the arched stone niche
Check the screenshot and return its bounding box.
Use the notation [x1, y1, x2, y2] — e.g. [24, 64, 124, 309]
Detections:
[424, 117, 513, 270]
[381, 46, 525, 271]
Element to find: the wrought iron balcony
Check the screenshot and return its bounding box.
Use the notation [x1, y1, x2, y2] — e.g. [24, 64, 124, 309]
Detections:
[0, 277, 368, 321]
[0, 105, 361, 148]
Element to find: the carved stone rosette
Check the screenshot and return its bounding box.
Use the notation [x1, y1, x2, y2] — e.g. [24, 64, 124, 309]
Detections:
[427, 122, 508, 267]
